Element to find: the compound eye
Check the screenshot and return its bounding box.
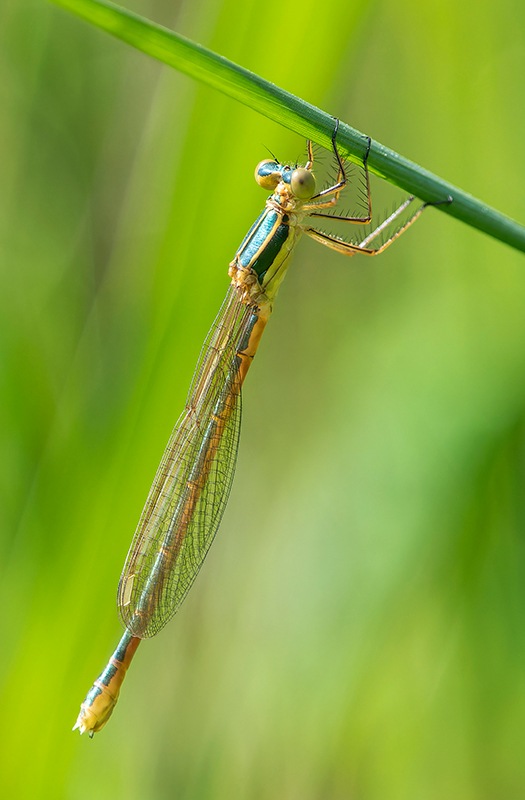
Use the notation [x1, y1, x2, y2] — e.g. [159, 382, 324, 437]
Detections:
[255, 159, 282, 190]
[290, 167, 316, 200]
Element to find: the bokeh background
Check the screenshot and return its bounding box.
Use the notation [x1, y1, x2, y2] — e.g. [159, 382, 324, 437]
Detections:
[2, 0, 525, 797]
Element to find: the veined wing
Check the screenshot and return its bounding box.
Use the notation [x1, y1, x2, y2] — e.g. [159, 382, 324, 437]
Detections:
[118, 286, 255, 638]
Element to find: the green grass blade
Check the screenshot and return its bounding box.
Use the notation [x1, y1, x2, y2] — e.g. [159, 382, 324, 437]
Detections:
[50, 0, 525, 253]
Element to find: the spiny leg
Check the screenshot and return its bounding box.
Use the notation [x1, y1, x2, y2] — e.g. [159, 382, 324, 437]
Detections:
[305, 196, 453, 257]
[305, 138, 314, 171]
[308, 134, 372, 222]
[310, 118, 347, 201]
[303, 121, 373, 222]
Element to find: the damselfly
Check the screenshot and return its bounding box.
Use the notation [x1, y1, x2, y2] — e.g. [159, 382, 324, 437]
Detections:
[74, 120, 451, 736]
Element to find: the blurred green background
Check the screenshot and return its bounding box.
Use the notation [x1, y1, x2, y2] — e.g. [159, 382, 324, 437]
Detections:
[2, 0, 525, 797]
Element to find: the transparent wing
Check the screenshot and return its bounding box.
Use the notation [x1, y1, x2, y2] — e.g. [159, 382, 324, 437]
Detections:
[118, 286, 254, 638]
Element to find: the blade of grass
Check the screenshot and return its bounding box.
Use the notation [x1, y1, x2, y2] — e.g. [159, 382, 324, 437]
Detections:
[50, 0, 525, 253]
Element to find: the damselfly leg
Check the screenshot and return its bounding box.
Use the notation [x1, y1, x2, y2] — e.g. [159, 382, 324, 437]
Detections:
[304, 119, 452, 255]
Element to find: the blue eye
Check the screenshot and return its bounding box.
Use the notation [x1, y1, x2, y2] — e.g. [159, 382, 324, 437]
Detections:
[255, 159, 283, 189]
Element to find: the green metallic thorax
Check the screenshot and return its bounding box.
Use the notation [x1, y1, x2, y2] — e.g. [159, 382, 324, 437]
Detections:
[229, 180, 311, 307]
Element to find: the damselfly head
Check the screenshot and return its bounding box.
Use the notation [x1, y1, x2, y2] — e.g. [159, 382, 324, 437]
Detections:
[255, 160, 316, 200]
